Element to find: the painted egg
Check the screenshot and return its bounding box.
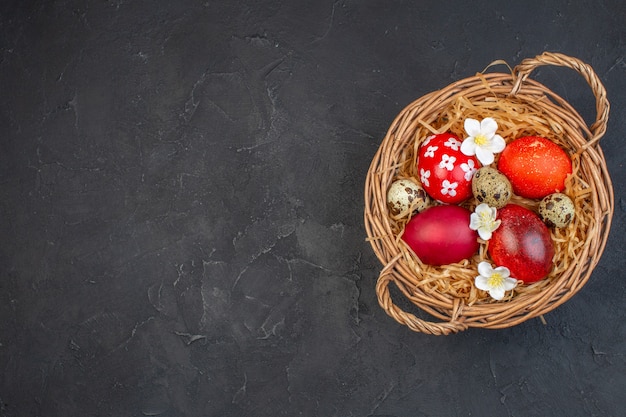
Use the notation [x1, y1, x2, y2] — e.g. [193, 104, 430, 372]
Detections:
[538, 193, 575, 228]
[387, 178, 431, 218]
[402, 205, 479, 266]
[417, 133, 479, 204]
[497, 136, 572, 199]
[471, 167, 513, 208]
[488, 204, 555, 283]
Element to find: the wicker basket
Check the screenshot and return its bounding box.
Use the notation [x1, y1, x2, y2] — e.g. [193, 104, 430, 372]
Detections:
[364, 52, 613, 335]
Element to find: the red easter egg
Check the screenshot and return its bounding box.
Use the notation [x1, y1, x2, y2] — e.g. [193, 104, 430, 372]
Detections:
[402, 205, 479, 266]
[417, 133, 479, 204]
[488, 204, 555, 283]
[497, 136, 572, 199]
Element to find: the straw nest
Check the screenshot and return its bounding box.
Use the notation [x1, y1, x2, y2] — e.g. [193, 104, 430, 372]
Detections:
[364, 52, 613, 335]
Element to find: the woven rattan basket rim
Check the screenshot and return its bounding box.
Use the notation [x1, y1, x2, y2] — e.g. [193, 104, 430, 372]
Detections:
[364, 52, 614, 335]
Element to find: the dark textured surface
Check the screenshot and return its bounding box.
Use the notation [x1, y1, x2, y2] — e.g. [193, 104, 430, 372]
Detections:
[1, 1, 625, 416]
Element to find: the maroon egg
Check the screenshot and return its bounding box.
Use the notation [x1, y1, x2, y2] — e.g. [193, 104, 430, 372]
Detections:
[488, 204, 554, 283]
[402, 205, 479, 266]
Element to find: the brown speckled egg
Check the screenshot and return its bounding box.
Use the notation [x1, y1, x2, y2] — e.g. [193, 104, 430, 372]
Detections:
[471, 167, 512, 208]
[387, 179, 431, 218]
[538, 193, 575, 228]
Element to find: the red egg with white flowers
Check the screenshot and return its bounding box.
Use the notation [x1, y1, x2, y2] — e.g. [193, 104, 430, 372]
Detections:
[417, 133, 479, 204]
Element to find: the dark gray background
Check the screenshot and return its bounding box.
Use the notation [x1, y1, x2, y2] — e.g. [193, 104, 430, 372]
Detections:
[1, 1, 625, 416]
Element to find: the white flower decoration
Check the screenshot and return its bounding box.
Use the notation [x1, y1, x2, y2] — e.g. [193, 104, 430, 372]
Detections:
[439, 154, 456, 171]
[441, 180, 458, 196]
[475, 261, 518, 301]
[423, 135, 435, 146]
[469, 203, 501, 240]
[461, 117, 506, 165]
[460, 159, 477, 181]
[420, 168, 431, 187]
[424, 145, 438, 158]
[444, 137, 461, 150]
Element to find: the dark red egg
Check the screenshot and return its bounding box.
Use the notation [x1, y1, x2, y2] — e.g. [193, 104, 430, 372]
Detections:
[402, 205, 479, 266]
[488, 204, 554, 283]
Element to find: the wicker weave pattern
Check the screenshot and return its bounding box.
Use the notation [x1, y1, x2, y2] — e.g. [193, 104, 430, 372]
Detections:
[364, 52, 613, 335]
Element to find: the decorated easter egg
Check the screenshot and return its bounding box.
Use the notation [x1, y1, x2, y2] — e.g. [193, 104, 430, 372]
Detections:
[417, 133, 479, 204]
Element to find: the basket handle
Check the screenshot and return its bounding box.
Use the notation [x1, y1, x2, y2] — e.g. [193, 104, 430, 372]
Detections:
[376, 255, 468, 335]
[510, 52, 610, 147]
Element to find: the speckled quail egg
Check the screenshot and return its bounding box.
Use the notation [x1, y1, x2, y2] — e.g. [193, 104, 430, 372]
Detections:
[387, 178, 431, 218]
[538, 193, 575, 228]
[471, 167, 512, 208]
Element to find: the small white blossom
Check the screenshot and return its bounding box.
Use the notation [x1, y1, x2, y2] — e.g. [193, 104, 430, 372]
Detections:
[439, 154, 456, 171]
[444, 137, 461, 150]
[423, 135, 435, 146]
[469, 203, 501, 240]
[440, 180, 458, 196]
[460, 159, 477, 181]
[475, 261, 518, 301]
[420, 168, 431, 187]
[461, 117, 506, 165]
[424, 145, 438, 158]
